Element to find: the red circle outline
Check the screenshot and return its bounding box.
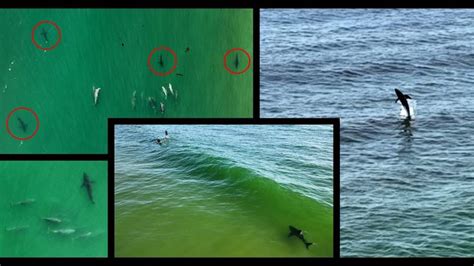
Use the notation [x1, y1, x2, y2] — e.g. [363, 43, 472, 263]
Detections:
[147, 46, 178, 77]
[224, 48, 251, 75]
[32, 20, 62, 51]
[6, 107, 40, 141]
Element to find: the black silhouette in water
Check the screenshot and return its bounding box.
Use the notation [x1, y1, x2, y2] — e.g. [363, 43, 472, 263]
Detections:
[40, 27, 49, 44]
[176, 73, 184, 77]
[10, 199, 35, 207]
[288, 225, 313, 249]
[81, 173, 95, 204]
[395, 88, 413, 120]
[234, 54, 239, 69]
[185, 47, 190, 53]
[158, 54, 164, 67]
[17, 117, 28, 133]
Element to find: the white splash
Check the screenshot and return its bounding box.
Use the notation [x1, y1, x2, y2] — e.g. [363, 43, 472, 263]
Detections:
[399, 99, 416, 119]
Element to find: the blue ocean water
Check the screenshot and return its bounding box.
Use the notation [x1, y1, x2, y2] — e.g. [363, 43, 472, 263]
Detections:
[261, 9, 474, 257]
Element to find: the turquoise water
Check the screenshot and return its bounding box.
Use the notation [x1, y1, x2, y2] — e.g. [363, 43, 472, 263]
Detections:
[0, 161, 107, 257]
[0, 9, 253, 154]
[115, 125, 333, 257]
[261, 9, 474, 257]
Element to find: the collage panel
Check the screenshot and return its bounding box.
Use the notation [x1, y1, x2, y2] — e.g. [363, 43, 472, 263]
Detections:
[0, 160, 108, 257]
[260, 9, 474, 257]
[114, 122, 336, 257]
[0, 8, 253, 154]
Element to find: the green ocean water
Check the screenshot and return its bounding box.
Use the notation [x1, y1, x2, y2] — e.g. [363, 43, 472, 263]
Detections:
[0, 161, 107, 257]
[0, 9, 253, 154]
[115, 125, 333, 257]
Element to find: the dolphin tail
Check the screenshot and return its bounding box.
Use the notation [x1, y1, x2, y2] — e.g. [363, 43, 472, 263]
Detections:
[304, 242, 313, 249]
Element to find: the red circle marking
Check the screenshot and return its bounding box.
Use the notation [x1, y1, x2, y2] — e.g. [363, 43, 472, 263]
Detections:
[224, 48, 251, 75]
[32, 20, 62, 51]
[6, 107, 40, 141]
[147, 46, 178, 77]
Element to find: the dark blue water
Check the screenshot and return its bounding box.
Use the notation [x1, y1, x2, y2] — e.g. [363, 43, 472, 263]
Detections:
[261, 9, 474, 257]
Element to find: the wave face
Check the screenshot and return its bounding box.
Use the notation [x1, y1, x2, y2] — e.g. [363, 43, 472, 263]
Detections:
[115, 125, 334, 257]
[261, 9, 474, 257]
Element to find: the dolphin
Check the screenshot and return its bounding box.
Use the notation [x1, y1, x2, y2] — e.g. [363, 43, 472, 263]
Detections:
[168, 83, 174, 95]
[73, 231, 93, 240]
[159, 54, 164, 67]
[234, 54, 239, 68]
[162, 86, 168, 99]
[42, 217, 62, 224]
[17, 117, 28, 133]
[11, 198, 35, 206]
[160, 102, 165, 113]
[394, 88, 412, 120]
[288, 225, 314, 249]
[81, 173, 95, 204]
[93, 86, 101, 106]
[5, 226, 29, 232]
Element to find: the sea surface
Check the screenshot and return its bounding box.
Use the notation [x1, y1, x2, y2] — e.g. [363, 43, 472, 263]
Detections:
[261, 9, 474, 257]
[115, 125, 333, 257]
[0, 161, 107, 257]
[0, 9, 253, 154]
